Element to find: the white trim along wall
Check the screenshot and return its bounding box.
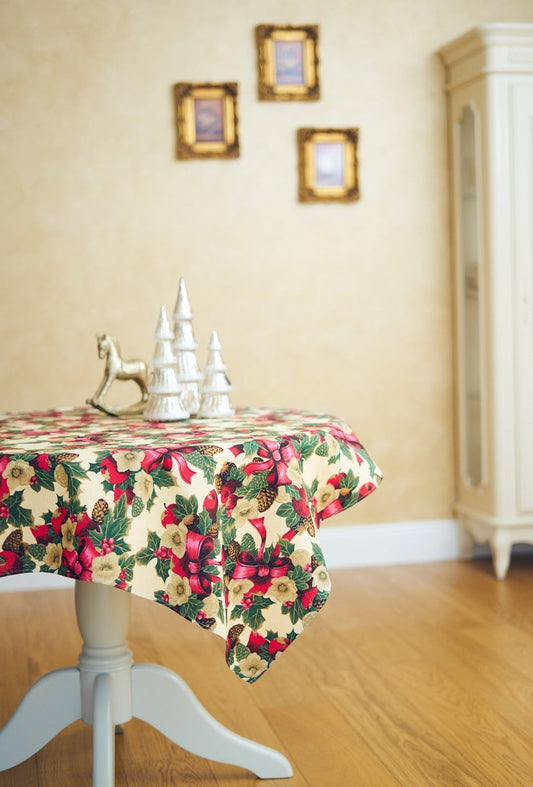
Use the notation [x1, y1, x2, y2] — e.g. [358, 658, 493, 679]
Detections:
[1, 517, 515, 593]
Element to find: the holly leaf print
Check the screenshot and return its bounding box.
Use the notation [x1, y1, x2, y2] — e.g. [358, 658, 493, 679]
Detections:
[197, 509, 214, 535]
[242, 595, 274, 631]
[173, 494, 198, 521]
[218, 510, 235, 542]
[32, 464, 55, 491]
[289, 565, 311, 591]
[288, 598, 306, 625]
[135, 531, 160, 565]
[279, 538, 295, 557]
[61, 461, 88, 498]
[118, 554, 136, 582]
[242, 439, 261, 456]
[3, 491, 34, 528]
[155, 557, 171, 582]
[312, 542, 325, 564]
[276, 501, 301, 530]
[186, 452, 217, 485]
[150, 466, 175, 489]
[180, 596, 204, 622]
[298, 434, 321, 460]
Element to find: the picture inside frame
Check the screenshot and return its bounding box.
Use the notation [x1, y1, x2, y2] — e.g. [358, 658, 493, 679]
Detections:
[256, 25, 320, 101]
[174, 82, 239, 159]
[298, 128, 359, 203]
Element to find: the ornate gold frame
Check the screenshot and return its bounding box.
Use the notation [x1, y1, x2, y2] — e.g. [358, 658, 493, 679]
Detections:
[173, 82, 239, 159]
[255, 25, 319, 101]
[297, 128, 359, 203]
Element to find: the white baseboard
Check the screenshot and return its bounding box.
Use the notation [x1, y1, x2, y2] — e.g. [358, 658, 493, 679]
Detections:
[318, 518, 472, 569]
[0, 518, 477, 593]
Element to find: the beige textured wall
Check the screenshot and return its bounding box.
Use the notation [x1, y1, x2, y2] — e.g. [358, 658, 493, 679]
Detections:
[1, 0, 532, 526]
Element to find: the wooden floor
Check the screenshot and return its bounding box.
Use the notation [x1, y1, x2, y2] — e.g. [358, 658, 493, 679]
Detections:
[1, 556, 532, 786]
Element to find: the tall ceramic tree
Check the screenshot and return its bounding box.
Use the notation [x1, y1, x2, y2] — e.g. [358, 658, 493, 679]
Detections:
[144, 305, 189, 421]
[172, 278, 201, 415]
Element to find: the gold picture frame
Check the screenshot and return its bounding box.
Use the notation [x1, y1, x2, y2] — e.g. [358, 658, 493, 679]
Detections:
[173, 82, 239, 159]
[255, 25, 320, 101]
[297, 128, 359, 203]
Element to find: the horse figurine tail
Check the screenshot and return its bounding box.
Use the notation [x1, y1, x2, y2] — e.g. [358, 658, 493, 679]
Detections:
[87, 334, 149, 417]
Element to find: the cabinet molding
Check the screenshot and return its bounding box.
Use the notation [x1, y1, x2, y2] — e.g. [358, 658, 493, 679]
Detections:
[439, 24, 533, 578]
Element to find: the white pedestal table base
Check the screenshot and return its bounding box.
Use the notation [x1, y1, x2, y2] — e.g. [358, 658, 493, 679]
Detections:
[0, 582, 292, 785]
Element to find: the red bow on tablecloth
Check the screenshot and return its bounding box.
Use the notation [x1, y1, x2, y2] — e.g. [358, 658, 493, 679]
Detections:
[243, 438, 297, 486]
[184, 531, 220, 595]
[233, 550, 291, 585]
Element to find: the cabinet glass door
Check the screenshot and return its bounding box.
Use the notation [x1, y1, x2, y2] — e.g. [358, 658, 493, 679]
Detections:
[458, 106, 482, 486]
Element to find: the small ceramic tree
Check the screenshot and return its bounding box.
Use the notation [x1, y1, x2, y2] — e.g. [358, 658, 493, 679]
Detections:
[144, 305, 189, 421]
[198, 331, 234, 417]
[173, 278, 201, 415]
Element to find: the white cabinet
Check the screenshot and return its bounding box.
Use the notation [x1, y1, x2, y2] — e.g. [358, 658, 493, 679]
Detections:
[439, 24, 533, 578]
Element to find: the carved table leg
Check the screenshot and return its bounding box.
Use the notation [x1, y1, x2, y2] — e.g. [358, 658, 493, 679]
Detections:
[0, 581, 292, 783]
[0, 667, 81, 771]
[131, 663, 292, 778]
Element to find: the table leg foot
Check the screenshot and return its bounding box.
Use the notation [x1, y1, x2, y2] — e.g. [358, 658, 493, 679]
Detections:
[131, 663, 293, 779]
[0, 667, 81, 771]
[92, 673, 115, 787]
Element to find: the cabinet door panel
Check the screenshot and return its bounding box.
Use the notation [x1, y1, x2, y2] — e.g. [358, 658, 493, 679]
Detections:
[513, 82, 533, 514]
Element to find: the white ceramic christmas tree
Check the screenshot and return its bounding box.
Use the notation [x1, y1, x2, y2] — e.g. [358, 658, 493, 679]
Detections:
[198, 330, 234, 418]
[143, 306, 189, 421]
[172, 278, 201, 416]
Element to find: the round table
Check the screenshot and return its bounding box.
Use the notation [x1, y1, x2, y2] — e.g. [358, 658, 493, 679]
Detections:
[0, 406, 381, 784]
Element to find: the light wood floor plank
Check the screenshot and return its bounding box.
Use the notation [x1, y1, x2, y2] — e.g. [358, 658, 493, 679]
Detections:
[1, 557, 532, 785]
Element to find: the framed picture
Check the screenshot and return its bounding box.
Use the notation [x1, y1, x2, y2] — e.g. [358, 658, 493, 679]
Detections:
[297, 128, 359, 203]
[255, 25, 319, 101]
[173, 82, 239, 159]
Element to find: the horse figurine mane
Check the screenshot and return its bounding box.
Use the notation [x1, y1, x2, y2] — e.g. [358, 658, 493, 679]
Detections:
[87, 334, 149, 417]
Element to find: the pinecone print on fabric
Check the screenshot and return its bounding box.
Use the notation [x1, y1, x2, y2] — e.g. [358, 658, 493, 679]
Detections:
[227, 540, 240, 561]
[228, 623, 244, 649]
[196, 445, 223, 457]
[256, 485, 278, 512]
[207, 523, 219, 538]
[314, 597, 327, 611]
[311, 555, 320, 571]
[91, 499, 109, 524]
[2, 529, 23, 555]
[214, 462, 236, 493]
[304, 516, 316, 536]
[292, 516, 316, 537]
[54, 453, 79, 463]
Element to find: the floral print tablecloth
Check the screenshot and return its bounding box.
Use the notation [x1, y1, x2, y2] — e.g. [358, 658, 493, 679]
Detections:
[0, 407, 381, 682]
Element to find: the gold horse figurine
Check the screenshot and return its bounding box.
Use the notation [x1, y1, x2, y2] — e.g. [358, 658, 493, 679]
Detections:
[87, 334, 149, 416]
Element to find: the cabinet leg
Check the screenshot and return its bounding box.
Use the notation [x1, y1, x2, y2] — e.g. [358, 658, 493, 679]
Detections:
[491, 532, 512, 580]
